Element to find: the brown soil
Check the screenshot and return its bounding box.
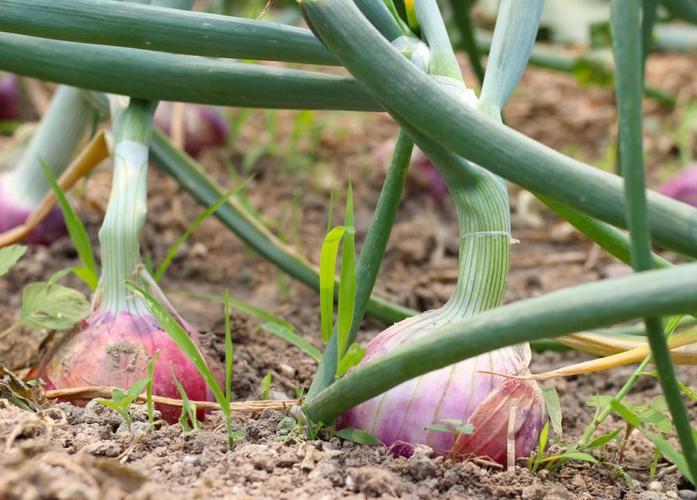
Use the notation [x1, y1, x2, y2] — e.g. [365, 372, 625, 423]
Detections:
[0, 52, 696, 499]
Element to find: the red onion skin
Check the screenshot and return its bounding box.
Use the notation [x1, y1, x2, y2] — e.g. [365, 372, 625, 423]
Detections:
[337, 313, 546, 464]
[0, 74, 20, 121]
[659, 164, 697, 208]
[450, 377, 547, 464]
[0, 174, 66, 245]
[42, 310, 223, 423]
[154, 103, 229, 157]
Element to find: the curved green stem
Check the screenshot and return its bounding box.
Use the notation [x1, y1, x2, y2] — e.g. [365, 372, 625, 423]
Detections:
[611, 0, 697, 481]
[0, 0, 336, 66]
[99, 99, 156, 314]
[0, 33, 378, 112]
[302, 262, 697, 423]
[308, 130, 414, 397]
[300, 0, 697, 258]
[448, 0, 485, 86]
[149, 130, 415, 324]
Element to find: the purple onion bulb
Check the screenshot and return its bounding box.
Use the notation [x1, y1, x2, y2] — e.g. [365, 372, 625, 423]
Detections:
[337, 313, 547, 464]
[659, 164, 697, 208]
[154, 102, 229, 157]
[0, 173, 66, 245]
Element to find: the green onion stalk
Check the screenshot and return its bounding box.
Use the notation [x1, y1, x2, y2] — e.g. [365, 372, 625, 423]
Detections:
[0, 85, 93, 244]
[329, 0, 547, 465]
[40, 98, 223, 423]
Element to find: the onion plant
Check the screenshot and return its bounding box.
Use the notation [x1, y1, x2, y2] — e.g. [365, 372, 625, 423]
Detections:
[0, 85, 93, 244]
[1, 0, 697, 478]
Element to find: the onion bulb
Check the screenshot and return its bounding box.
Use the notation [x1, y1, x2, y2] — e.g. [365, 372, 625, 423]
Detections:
[0, 74, 20, 121]
[337, 312, 546, 463]
[659, 164, 697, 208]
[42, 310, 219, 423]
[154, 102, 229, 157]
[0, 174, 66, 244]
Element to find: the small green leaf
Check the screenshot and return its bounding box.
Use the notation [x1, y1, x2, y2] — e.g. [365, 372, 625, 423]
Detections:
[333, 428, 382, 445]
[532, 421, 550, 473]
[319, 226, 345, 344]
[173, 375, 200, 431]
[610, 400, 642, 429]
[426, 424, 453, 434]
[126, 378, 149, 400]
[260, 322, 322, 362]
[48, 267, 74, 284]
[147, 352, 158, 429]
[223, 291, 233, 407]
[336, 342, 365, 378]
[261, 371, 272, 400]
[586, 394, 613, 408]
[337, 184, 356, 361]
[41, 161, 99, 290]
[21, 282, 90, 330]
[0, 245, 26, 278]
[542, 387, 563, 436]
[555, 451, 598, 464]
[586, 428, 622, 450]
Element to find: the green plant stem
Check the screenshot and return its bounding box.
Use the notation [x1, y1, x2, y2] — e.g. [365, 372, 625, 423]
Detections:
[415, 0, 462, 80]
[302, 262, 697, 424]
[0, 33, 378, 112]
[4, 86, 92, 205]
[354, 0, 410, 40]
[662, 0, 697, 23]
[0, 0, 336, 66]
[540, 196, 671, 269]
[149, 130, 415, 324]
[611, 0, 697, 482]
[299, 0, 697, 258]
[448, 0, 485, 86]
[99, 99, 156, 314]
[308, 130, 413, 397]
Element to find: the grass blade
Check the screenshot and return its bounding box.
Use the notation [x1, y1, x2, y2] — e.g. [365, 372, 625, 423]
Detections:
[261, 322, 322, 363]
[337, 185, 356, 360]
[319, 226, 345, 344]
[40, 161, 98, 290]
[155, 187, 242, 281]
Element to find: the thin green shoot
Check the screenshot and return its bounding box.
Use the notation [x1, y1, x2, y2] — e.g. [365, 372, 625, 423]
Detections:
[319, 225, 345, 343]
[40, 161, 98, 290]
[96, 378, 149, 432]
[333, 428, 382, 445]
[542, 387, 563, 437]
[126, 280, 243, 448]
[155, 186, 247, 282]
[173, 374, 200, 431]
[336, 343, 365, 378]
[260, 371, 272, 400]
[260, 323, 322, 362]
[610, 400, 695, 484]
[529, 421, 549, 473]
[336, 184, 356, 362]
[147, 351, 158, 430]
[223, 290, 233, 407]
[176, 290, 294, 331]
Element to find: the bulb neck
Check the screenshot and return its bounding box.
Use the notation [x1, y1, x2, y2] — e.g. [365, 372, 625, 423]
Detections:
[98, 99, 155, 315]
[6, 86, 92, 206]
[442, 170, 510, 320]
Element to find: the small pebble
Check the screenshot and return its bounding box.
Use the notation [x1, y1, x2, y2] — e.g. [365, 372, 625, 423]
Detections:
[182, 455, 198, 466]
[278, 363, 295, 378]
[679, 490, 697, 500]
[648, 481, 663, 492]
